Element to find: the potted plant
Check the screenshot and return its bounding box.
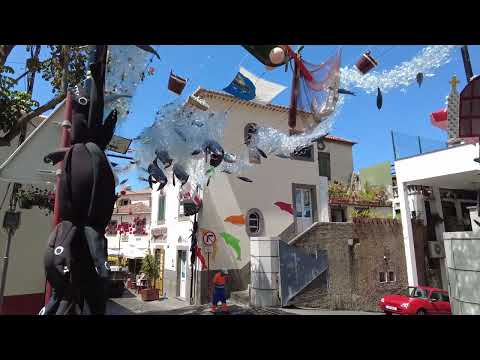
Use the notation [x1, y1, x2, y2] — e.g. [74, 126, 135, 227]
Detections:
[140, 252, 160, 301]
[16, 187, 54, 215]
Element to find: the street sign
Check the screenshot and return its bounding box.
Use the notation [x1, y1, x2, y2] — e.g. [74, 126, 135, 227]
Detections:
[107, 135, 132, 154]
[204, 245, 213, 254]
[202, 231, 216, 246]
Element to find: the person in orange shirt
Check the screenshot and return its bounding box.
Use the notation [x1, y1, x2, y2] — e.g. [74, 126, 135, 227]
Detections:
[211, 269, 229, 313]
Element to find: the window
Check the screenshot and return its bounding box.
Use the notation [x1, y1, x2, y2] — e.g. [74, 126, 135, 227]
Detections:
[291, 145, 314, 162]
[379, 272, 386, 283]
[430, 291, 442, 301]
[244, 123, 261, 164]
[440, 293, 450, 302]
[246, 208, 264, 237]
[178, 202, 190, 221]
[331, 207, 346, 222]
[120, 198, 130, 206]
[388, 271, 395, 282]
[157, 195, 166, 223]
[318, 151, 331, 179]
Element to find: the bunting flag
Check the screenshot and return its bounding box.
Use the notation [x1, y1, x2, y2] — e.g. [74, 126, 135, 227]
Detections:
[223, 67, 286, 104]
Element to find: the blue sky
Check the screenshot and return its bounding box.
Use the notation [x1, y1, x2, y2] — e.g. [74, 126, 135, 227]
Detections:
[6, 45, 479, 190]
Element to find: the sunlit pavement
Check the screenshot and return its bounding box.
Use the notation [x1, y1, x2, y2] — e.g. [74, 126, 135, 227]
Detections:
[107, 288, 382, 315]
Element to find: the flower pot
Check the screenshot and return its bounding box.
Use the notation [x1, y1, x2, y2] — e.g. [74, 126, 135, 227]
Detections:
[141, 288, 159, 301]
[355, 51, 378, 75]
[168, 72, 187, 95]
[19, 198, 33, 209]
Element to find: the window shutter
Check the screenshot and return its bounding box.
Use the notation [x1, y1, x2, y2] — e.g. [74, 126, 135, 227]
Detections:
[158, 196, 165, 222]
[318, 152, 331, 179]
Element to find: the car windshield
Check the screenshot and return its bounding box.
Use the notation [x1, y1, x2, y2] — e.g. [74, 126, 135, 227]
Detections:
[399, 287, 429, 299]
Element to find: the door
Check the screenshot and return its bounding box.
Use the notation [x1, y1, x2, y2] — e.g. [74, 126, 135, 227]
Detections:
[178, 250, 187, 299]
[154, 248, 165, 296]
[295, 188, 313, 233]
[428, 291, 444, 314]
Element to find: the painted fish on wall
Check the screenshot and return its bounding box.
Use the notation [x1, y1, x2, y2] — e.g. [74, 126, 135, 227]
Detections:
[220, 232, 241, 260]
[224, 215, 246, 225]
[274, 201, 294, 215]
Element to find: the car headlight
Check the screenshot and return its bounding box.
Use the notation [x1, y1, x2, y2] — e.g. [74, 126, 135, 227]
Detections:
[400, 303, 410, 309]
[380, 298, 385, 303]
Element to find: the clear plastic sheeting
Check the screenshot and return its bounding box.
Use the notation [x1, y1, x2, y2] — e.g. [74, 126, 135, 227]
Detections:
[340, 45, 457, 94]
[130, 99, 230, 187]
[104, 45, 151, 124]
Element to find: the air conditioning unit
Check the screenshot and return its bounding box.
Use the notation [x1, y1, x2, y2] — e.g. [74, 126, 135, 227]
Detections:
[428, 241, 445, 259]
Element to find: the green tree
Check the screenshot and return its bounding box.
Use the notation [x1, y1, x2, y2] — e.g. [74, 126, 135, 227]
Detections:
[0, 45, 89, 146]
[141, 252, 160, 289]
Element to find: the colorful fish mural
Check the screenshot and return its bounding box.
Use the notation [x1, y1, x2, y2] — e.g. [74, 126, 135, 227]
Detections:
[224, 215, 246, 225]
[220, 232, 241, 260]
[274, 201, 294, 215]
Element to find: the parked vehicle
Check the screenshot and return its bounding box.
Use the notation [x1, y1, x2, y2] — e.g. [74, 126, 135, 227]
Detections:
[379, 286, 451, 315]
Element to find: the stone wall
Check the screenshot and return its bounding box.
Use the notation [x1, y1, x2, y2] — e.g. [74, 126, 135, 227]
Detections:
[288, 219, 408, 312]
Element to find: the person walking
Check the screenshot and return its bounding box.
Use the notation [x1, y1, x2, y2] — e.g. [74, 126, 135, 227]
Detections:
[210, 269, 229, 313]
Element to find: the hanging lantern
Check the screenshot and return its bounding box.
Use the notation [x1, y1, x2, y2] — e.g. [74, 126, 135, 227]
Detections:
[269, 47, 286, 65]
[355, 51, 378, 75]
[430, 108, 448, 130]
[168, 71, 187, 95]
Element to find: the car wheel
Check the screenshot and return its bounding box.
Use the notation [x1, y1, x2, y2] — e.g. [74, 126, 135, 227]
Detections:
[416, 309, 427, 315]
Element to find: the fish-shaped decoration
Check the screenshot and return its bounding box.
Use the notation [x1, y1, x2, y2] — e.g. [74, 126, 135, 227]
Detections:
[135, 45, 160, 60]
[119, 179, 128, 185]
[173, 163, 189, 187]
[224, 215, 246, 225]
[256, 147, 268, 159]
[274, 201, 294, 215]
[155, 150, 173, 168]
[191, 149, 201, 156]
[237, 176, 253, 183]
[376, 87, 383, 110]
[416, 72, 424, 87]
[338, 88, 356, 96]
[138, 177, 149, 183]
[195, 247, 207, 270]
[220, 232, 241, 260]
[206, 177, 211, 187]
[147, 161, 168, 190]
[223, 153, 236, 163]
[110, 162, 118, 167]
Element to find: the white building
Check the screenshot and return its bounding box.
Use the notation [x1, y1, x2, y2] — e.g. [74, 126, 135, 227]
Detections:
[394, 76, 480, 314]
[106, 189, 152, 273]
[149, 88, 356, 304]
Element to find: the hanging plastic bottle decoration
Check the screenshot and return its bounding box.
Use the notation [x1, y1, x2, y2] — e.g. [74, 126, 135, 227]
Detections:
[148, 67, 155, 76]
[168, 71, 188, 95]
[355, 51, 378, 75]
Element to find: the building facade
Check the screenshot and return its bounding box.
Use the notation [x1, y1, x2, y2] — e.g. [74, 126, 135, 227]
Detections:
[149, 88, 356, 304]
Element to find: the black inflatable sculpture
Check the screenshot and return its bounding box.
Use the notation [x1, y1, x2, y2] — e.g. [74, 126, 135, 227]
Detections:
[42, 46, 117, 315]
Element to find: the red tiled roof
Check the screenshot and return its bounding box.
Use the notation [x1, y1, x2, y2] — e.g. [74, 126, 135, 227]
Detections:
[193, 88, 357, 146]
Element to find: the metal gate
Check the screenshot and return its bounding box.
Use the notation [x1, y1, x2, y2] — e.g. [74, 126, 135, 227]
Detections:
[154, 248, 165, 296]
[278, 241, 328, 307]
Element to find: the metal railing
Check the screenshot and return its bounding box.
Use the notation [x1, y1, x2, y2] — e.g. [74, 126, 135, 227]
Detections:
[391, 130, 447, 161]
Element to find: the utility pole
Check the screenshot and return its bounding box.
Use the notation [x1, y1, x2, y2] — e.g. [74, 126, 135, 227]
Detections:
[460, 45, 474, 83]
[0, 46, 41, 314]
[44, 45, 72, 307]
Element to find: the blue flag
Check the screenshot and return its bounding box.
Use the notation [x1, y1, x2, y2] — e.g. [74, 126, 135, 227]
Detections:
[223, 72, 256, 101]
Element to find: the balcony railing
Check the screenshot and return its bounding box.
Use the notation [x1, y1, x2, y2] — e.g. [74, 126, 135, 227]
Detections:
[391, 130, 447, 161]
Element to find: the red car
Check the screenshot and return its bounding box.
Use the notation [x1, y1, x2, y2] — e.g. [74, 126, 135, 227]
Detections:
[379, 286, 451, 315]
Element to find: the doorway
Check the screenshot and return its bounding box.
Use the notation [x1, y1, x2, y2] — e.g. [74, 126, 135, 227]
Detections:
[176, 250, 187, 299]
[293, 184, 317, 233]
